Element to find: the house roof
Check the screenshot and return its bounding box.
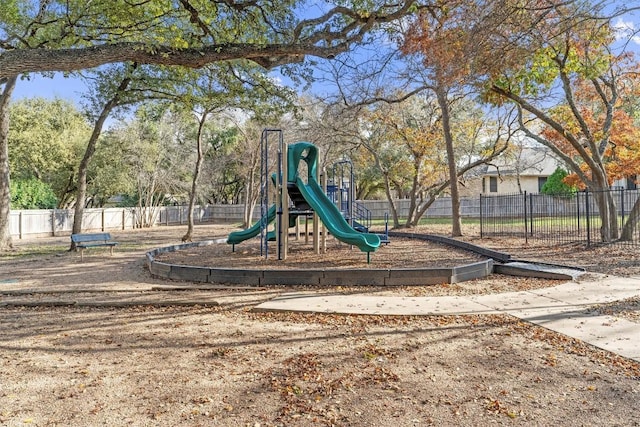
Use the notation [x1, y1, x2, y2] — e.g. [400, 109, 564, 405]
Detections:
[482, 146, 561, 177]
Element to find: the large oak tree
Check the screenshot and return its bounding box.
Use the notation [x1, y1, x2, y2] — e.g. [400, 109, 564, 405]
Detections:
[0, 0, 421, 250]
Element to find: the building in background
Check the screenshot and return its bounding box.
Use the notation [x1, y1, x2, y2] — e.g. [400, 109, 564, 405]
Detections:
[460, 144, 563, 196]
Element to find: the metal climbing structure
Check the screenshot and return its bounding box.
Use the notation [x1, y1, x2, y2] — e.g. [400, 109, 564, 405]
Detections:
[259, 129, 284, 259]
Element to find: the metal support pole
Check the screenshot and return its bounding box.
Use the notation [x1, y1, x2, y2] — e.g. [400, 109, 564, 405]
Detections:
[260, 130, 269, 258]
[314, 164, 321, 255]
[260, 128, 284, 260]
[276, 138, 282, 260]
[321, 170, 327, 253]
[280, 141, 288, 260]
[349, 162, 354, 229]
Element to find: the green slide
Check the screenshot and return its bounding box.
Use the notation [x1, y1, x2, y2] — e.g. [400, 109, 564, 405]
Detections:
[294, 176, 380, 253]
[226, 141, 380, 253]
[227, 204, 276, 245]
[291, 141, 380, 253]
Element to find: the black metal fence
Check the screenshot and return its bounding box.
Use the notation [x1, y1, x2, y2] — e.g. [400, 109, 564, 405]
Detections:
[480, 189, 640, 246]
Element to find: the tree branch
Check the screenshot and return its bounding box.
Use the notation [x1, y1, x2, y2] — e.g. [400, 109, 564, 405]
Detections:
[0, 42, 313, 78]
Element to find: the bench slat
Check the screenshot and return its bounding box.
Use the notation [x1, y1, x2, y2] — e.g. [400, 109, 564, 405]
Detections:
[71, 233, 112, 243]
[71, 233, 118, 261]
[76, 242, 118, 248]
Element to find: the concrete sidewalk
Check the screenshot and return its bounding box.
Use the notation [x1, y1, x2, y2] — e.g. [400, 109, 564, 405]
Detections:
[254, 274, 640, 363]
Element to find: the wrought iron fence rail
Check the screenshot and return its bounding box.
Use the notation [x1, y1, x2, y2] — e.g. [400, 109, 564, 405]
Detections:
[480, 189, 640, 246]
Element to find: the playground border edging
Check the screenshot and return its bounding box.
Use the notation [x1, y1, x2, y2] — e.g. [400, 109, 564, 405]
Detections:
[388, 232, 512, 263]
[145, 238, 495, 286]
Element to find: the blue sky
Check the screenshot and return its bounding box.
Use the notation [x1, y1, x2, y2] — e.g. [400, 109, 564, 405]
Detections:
[13, 73, 88, 106]
[10, 8, 640, 107]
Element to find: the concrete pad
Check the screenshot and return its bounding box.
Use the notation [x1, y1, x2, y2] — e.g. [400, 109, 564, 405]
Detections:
[471, 291, 578, 314]
[494, 262, 584, 280]
[254, 293, 500, 316]
[529, 276, 640, 305]
[515, 311, 640, 362]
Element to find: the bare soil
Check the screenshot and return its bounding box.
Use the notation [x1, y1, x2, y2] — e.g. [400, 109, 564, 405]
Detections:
[1, 223, 639, 426]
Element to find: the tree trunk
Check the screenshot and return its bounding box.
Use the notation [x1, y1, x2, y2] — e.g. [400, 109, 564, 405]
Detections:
[404, 159, 420, 228]
[243, 148, 259, 228]
[588, 164, 618, 243]
[0, 77, 17, 252]
[435, 84, 462, 237]
[182, 113, 208, 242]
[70, 105, 116, 248]
[70, 64, 135, 250]
[384, 173, 401, 229]
[620, 193, 640, 241]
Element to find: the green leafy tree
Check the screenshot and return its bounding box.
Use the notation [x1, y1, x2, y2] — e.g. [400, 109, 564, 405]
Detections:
[70, 63, 189, 248]
[8, 98, 91, 207]
[113, 105, 194, 228]
[0, 1, 420, 250]
[484, 3, 640, 242]
[541, 168, 576, 197]
[10, 178, 57, 209]
[175, 63, 295, 242]
[85, 130, 135, 207]
[0, 1, 419, 79]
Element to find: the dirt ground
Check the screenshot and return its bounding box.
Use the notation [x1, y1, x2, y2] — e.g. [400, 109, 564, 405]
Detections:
[1, 223, 639, 426]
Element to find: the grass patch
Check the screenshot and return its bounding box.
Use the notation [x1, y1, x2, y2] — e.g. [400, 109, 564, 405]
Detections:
[0, 245, 68, 261]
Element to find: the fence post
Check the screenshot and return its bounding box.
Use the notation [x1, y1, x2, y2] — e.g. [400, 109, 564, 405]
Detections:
[51, 209, 56, 236]
[19, 211, 23, 239]
[101, 209, 105, 231]
[576, 192, 581, 234]
[585, 190, 591, 246]
[525, 193, 540, 237]
[523, 191, 528, 244]
[620, 188, 625, 228]
[479, 194, 483, 238]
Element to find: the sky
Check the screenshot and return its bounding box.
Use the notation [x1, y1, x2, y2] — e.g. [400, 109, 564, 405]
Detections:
[9, 8, 640, 108]
[13, 73, 89, 106]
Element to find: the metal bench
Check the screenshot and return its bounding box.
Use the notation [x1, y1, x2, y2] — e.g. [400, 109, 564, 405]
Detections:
[71, 233, 118, 261]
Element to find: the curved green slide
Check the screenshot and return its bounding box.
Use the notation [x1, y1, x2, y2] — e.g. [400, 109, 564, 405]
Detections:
[227, 204, 276, 245]
[227, 141, 380, 253]
[226, 204, 297, 245]
[294, 176, 380, 253]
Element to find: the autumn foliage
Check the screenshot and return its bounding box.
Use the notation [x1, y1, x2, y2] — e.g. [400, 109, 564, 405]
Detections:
[540, 65, 640, 189]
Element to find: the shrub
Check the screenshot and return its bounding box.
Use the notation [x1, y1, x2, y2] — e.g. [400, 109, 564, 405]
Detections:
[541, 168, 576, 197]
[10, 178, 58, 209]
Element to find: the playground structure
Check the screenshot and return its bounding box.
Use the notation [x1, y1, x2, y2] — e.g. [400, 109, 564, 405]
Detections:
[227, 133, 382, 262]
[146, 131, 583, 285]
[328, 159, 389, 243]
